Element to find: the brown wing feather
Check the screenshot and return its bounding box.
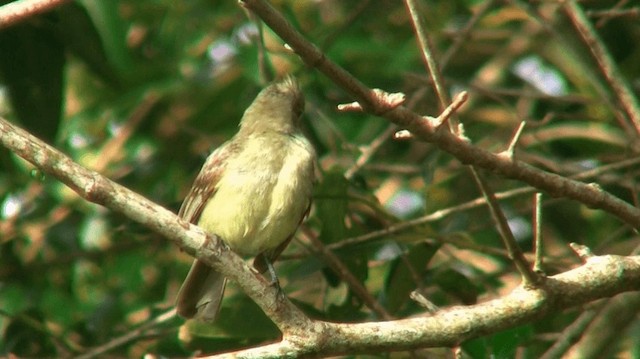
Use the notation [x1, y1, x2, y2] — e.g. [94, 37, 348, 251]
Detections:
[176, 140, 238, 320]
[178, 140, 238, 223]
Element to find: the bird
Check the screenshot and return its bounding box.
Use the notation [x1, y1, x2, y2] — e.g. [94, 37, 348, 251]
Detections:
[175, 76, 316, 322]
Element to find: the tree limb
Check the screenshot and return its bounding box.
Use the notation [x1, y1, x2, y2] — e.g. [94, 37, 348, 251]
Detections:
[2, 115, 640, 357]
[239, 0, 640, 229]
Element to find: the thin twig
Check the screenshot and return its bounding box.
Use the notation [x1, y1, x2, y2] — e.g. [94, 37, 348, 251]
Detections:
[591, 6, 640, 21]
[410, 291, 439, 314]
[75, 309, 178, 359]
[321, 0, 373, 50]
[563, 0, 640, 135]
[502, 121, 527, 160]
[471, 169, 540, 286]
[251, 11, 274, 84]
[434, 91, 468, 126]
[301, 228, 394, 320]
[590, 0, 634, 28]
[344, 124, 397, 180]
[538, 302, 602, 359]
[0, 309, 83, 355]
[533, 193, 544, 274]
[370, 0, 629, 293]
[325, 155, 640, 252]
[404, 0, 450, 112]
[510, 0, 637, 138]
[440, 0, 497, 70]
[93, 91, 160, 173]
[564, 292, 640, 358]
[0, 92, 160, 259]
[240, 0, 640, 228]
[570, 243, 595, 262]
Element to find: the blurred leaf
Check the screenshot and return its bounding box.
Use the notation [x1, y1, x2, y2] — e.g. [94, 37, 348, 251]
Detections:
[57, 3, 121, 86]
[431, 267, 480, 305]
[180, 295, 279, 352]
[78, 0, 134, 77]
[464, 324, 533, 358]
[1, 0, 639, 356]
[216, 294, 279, 338]
[326, 300, 370, 322]
[0, 14, 65, 143]
[384, 242, 440, 314]
[316, 169, 350, 246]
[1, 310, 57, 357]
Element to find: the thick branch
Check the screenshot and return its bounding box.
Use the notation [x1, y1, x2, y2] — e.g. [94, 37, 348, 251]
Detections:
[3, 117, 640, 357]
[240, 0, 640, 229]
[210, 255, 640, 358]
[0, 117, 312, 333]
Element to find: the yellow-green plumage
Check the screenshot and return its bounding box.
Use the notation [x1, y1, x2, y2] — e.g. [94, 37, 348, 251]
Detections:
[176, 77, 315, 321]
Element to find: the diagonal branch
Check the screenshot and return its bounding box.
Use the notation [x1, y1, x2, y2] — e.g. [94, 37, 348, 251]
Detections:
[471, 169, 540, 286]
[240, 0, 640, 229]
[0, 117, 313, 334]
[404, 0, 449, 111]
[2, 114, 640, 357]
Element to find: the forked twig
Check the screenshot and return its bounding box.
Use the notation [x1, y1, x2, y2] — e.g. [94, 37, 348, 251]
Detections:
[471, 169, 540, 286]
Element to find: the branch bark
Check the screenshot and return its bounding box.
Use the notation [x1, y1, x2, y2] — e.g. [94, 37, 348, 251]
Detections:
[0, 0, 72, 30]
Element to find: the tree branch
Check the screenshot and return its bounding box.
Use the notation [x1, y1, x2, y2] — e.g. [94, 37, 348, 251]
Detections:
[563, 0, 640, 135]
[2, 113, 640, 357]
[0, 0, 72, 30]
[239, 0, 640, 229]
[0, 116, 312, 334]
[210, 254, 640, 358]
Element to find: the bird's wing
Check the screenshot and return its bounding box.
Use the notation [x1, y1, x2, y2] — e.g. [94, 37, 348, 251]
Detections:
[176, 140, 238, 320]
[178, 140, 238, 223]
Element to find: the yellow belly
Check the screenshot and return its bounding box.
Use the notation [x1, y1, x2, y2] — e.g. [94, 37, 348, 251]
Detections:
[197, 134, 314, 256]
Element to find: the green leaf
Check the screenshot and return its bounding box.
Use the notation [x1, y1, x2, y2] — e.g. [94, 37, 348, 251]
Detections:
[464, 324, 533, 358]
[384, 242, 440, 314]
[0, 15, 64, 143]
[57, 3, 121, 86]
[180, 294, 279, 352]
[77, 0, 134, 77]
[432, 267, 480, 305]
[315, 169, 349, 244]
[1, 309, 58, 357]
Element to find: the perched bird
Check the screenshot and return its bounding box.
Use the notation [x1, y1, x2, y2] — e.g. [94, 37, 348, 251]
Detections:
[176, 76, 316, 321]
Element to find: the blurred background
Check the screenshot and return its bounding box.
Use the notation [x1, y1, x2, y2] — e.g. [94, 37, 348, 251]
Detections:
[1, 0, 639, 357]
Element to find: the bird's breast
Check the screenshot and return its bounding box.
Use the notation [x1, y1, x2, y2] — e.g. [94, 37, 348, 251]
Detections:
[197, 133, 314, 256]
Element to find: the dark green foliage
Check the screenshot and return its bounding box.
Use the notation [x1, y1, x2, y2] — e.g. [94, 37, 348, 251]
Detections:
[1, 0, 639, 357]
